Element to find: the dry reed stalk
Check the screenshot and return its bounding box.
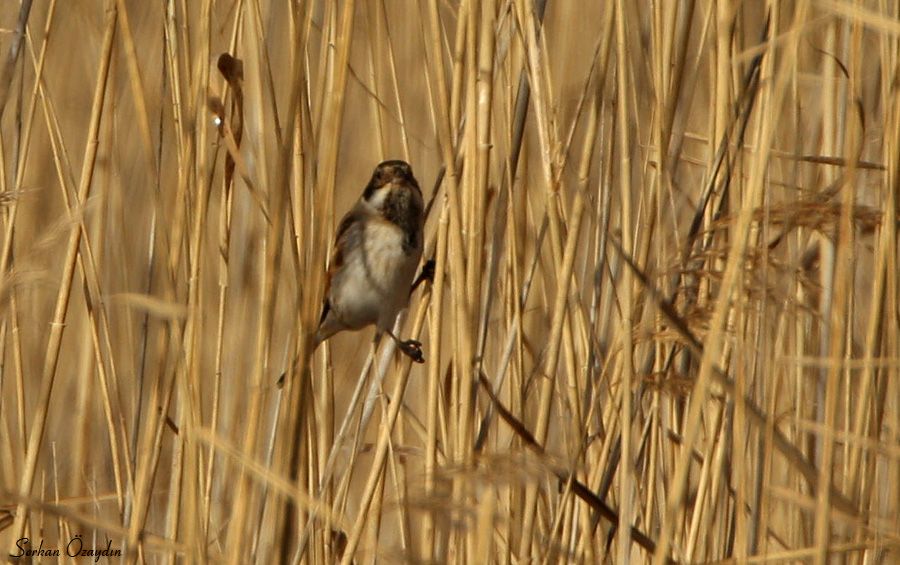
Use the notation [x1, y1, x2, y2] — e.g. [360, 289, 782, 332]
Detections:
[0, 2, 52, 503]
[6, 0, 61, 490]
[206, 19, 245, 547]
[7, 2, 118, 551]
[40, 41, 133, 517]
[338, 288, 435, 562]
[654, 1, 806, 561]
[612, 0, 637, 561]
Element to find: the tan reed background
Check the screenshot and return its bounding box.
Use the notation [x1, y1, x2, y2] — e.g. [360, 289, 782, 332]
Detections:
[0, 0, 898, 563]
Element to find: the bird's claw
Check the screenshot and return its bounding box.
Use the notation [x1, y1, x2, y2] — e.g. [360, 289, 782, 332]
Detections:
[410, 258, 436, 294]
[420, 259, 436, 284]
[399, 339, 425, 363]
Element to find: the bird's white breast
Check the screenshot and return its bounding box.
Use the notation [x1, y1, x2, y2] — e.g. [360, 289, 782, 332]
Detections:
[331, 218, 421, 331]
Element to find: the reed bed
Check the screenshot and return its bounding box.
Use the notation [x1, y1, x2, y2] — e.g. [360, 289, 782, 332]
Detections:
[0, 0, 898, 563]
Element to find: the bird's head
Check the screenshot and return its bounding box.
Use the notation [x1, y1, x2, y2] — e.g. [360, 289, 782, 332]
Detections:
[363, 160, 422, 208]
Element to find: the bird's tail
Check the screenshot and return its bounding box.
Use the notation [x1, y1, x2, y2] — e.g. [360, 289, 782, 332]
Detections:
[277, 330, 324, 388]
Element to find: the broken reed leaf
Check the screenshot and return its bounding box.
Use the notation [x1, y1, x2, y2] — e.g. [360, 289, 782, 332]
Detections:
[217, 52, 243, 83]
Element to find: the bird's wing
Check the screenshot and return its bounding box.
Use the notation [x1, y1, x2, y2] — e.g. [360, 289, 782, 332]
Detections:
[318, 205, 368, 326]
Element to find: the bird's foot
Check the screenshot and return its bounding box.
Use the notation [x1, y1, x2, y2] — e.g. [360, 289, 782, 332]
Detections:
[399, 339, 425, 363]
[410, 258, 436, 293]
[419, 259, 436, 284]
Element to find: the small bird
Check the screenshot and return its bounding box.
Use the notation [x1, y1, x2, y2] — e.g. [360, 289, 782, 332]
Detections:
[314, 160, 427, 363]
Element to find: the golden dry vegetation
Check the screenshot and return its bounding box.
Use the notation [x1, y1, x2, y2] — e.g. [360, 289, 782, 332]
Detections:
[0, 0, 898, 563]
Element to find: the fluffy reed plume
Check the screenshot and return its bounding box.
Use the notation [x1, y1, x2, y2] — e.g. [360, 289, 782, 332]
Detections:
[0, 1, 898, 563]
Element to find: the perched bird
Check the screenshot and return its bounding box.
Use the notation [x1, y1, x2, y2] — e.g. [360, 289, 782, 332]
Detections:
[314, 159, 427, 363]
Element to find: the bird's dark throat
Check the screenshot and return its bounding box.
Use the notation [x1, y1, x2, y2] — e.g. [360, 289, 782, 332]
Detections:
[382, 186, 423, 251]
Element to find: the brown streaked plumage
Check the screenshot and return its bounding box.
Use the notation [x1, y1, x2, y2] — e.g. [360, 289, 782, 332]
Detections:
[314, 160, 426, 362]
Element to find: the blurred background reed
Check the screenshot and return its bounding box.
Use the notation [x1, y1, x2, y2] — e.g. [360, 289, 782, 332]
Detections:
[0, 0, 898, 562]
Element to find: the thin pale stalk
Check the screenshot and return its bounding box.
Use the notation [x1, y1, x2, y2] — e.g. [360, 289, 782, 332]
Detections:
[7, 4, 118, 550]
